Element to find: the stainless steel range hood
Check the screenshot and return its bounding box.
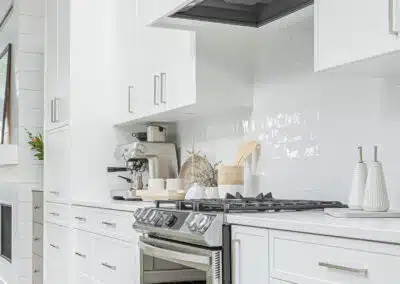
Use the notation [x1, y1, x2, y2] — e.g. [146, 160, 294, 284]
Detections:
[170, 0, 314, 28]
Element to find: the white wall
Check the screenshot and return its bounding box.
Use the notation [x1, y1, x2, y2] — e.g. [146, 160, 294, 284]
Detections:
[0, 0, 44, 185]
[178, 9, 400, 209]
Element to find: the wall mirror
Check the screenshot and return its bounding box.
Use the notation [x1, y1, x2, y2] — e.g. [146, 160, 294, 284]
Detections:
[0, 43, 11, 144]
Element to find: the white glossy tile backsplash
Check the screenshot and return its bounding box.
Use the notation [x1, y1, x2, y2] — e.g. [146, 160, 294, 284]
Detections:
[178, 15, 400, 208]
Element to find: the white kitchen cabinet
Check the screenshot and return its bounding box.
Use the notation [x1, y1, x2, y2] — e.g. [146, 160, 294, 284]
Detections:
[137, 0, 189, 28]
[44, 222, 71, 284]
[116, 10, 254, 124]
[45, 0, 70, 131]
[45, 127, 69, 203]
[231, 226, 270, 284]
[73, 229, 94, 283]
[315, 0, 400, 72]
[270, 230, 400, 284]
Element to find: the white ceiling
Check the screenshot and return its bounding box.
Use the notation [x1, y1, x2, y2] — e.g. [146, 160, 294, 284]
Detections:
[0, 0, 12, 22]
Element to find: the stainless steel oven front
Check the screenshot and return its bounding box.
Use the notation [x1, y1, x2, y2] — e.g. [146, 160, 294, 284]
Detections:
[139, 235, 222, 284]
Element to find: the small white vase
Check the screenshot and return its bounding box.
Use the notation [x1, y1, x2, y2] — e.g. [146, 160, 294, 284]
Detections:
[348, 162, 367, 210]
[363, 161, 389, 212]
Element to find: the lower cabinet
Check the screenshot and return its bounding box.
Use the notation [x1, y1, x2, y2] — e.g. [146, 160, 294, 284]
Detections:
[231, 226, 270, 284]
[44, 222, 71, 284]
[71, 206, 140, 284]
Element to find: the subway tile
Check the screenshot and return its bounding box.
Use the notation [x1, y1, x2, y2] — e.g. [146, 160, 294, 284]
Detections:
[16, 70, 44, 91]
[16, 52, 44, 72]
[18, 0, 44, 17]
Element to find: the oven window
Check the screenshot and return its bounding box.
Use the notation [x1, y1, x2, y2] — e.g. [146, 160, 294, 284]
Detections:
[1, 204, 12, 262]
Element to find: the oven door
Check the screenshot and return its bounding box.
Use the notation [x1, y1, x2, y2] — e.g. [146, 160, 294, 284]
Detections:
[139, 236, 222, 284]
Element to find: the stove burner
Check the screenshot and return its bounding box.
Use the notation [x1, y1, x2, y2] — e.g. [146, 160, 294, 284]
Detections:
[154, 192, 346, 213]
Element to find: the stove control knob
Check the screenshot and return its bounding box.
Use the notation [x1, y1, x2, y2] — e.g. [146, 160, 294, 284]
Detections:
[164, 215, 177, 227]
[150, 212, 162, 225]
[141, 209, 152, 223]
[146, 210, 158, 223]
[133, 208, 143, 221]
[197, 215, 212, 233]
[186, 214, 201, 232]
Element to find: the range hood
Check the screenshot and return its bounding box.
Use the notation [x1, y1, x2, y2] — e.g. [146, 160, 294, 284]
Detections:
[170, 0, 314, 28]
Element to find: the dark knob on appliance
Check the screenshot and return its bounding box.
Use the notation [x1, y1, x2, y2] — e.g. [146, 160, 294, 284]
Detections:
[164, 215, 177, 227]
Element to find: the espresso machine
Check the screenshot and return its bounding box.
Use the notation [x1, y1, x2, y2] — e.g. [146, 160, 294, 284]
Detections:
[109, 142, 179, 200]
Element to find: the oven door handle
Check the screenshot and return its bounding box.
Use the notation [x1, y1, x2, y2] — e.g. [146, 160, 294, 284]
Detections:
[139, 241, 211, 268]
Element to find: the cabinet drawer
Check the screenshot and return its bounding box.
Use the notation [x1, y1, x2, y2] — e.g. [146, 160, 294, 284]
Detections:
[71, 206, 95, 231]
[270, 230, 400, 284]
[33, 192, 43, 224]
[46, 202, 69, 226]
[33, 223, 43, 256]
[33, 254, 43, 284]
[93, 209, 135, 241]
[72, 229, 93, 277]
[93, 235, 135, 283]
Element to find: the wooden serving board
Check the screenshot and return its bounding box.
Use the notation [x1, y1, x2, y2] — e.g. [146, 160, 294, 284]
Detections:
[136, 190, 186, 201]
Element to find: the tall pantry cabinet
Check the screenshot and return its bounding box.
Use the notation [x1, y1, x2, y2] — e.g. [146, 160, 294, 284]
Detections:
[44, 0, 124, 283]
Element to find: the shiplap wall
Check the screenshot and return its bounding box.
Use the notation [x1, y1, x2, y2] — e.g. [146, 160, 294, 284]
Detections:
[0, 0, 44, 186]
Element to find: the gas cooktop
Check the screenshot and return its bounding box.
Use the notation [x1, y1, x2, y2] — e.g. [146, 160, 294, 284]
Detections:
[154, 192, 345, 213]
[132, 193, 345, 247]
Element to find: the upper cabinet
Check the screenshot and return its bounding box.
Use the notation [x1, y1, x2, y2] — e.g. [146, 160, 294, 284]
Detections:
[45, 0, 70, 131]
[114, 0, 254, 125]
[315, 0, 400, 72]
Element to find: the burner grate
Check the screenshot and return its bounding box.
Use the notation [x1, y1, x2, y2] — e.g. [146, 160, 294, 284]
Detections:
[154, 193, 346, 213]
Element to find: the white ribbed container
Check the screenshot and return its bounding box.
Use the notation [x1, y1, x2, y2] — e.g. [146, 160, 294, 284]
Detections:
[363, 146, 389, 212]
[363, 161, 389, 212]
[348, 162, 367, 210]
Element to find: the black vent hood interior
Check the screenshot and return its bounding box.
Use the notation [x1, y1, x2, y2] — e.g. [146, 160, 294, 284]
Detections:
[172, 0, 314, 28]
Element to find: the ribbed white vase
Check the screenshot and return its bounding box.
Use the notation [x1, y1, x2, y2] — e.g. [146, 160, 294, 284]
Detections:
[363, 161, 389, 212]
[348, 162, 367, 210]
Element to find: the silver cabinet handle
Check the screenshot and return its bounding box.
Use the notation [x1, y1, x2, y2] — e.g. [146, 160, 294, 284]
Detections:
[232, 239, 240, 284]
[160, 72, 167, 104]
[128, 85, 134, 113]
[101, 262, 116, 270]
[33, 237, 40, 241]
[390, 0, 399, 35]
[54, 97, 60, 122]
[49, 243, 59, 249]
[74, 252, 87, 258]
[49, 212, 60, 216]
[318, 262, 368, 275]
[102, 221, 116, 228]
[50, 99, 55, 123]
[33, 206, 41, 209]
[153, 75, 160, 106]
[49, 191, 59, 195]
[33, 269, 40, 274]
[74, 216, 86, 221]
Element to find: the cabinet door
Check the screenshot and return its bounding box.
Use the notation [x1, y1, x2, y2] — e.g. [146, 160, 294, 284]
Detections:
[160, 29, 196, 111]
[45, 0, 58, 130]
[92, 235, 136, 284]
[54, 0, 70, 127]
[45, 127, 69, 202]
[315, 0, 400, 71]
[73, 229, 94, 282]
[44, 223, 70, 284]
[231, 226, 269, 284]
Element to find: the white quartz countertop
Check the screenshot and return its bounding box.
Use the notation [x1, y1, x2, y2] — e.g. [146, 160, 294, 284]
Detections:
[226, 210, 400, 244]
[71, 200, 157, 212]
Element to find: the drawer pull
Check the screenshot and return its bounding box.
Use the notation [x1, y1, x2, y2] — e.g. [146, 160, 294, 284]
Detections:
[33, 237, 40, 241]
[33, 206, 41, 209]
[74, 216, 86, 221]
[49, 212, 60, 216]
[101, 221, 116, 228]
[318, 262, 368, 275]
[33, 269, 40, 274]
[74, 252, 87, 259]
[49, 244, 60, 249]
[49, 191, 59, 195]
[232, 239, 241, 284]
[101, 262, 116, 270]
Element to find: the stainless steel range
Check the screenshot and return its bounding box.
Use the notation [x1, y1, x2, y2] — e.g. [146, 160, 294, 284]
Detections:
[133, 193, 345, 284]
